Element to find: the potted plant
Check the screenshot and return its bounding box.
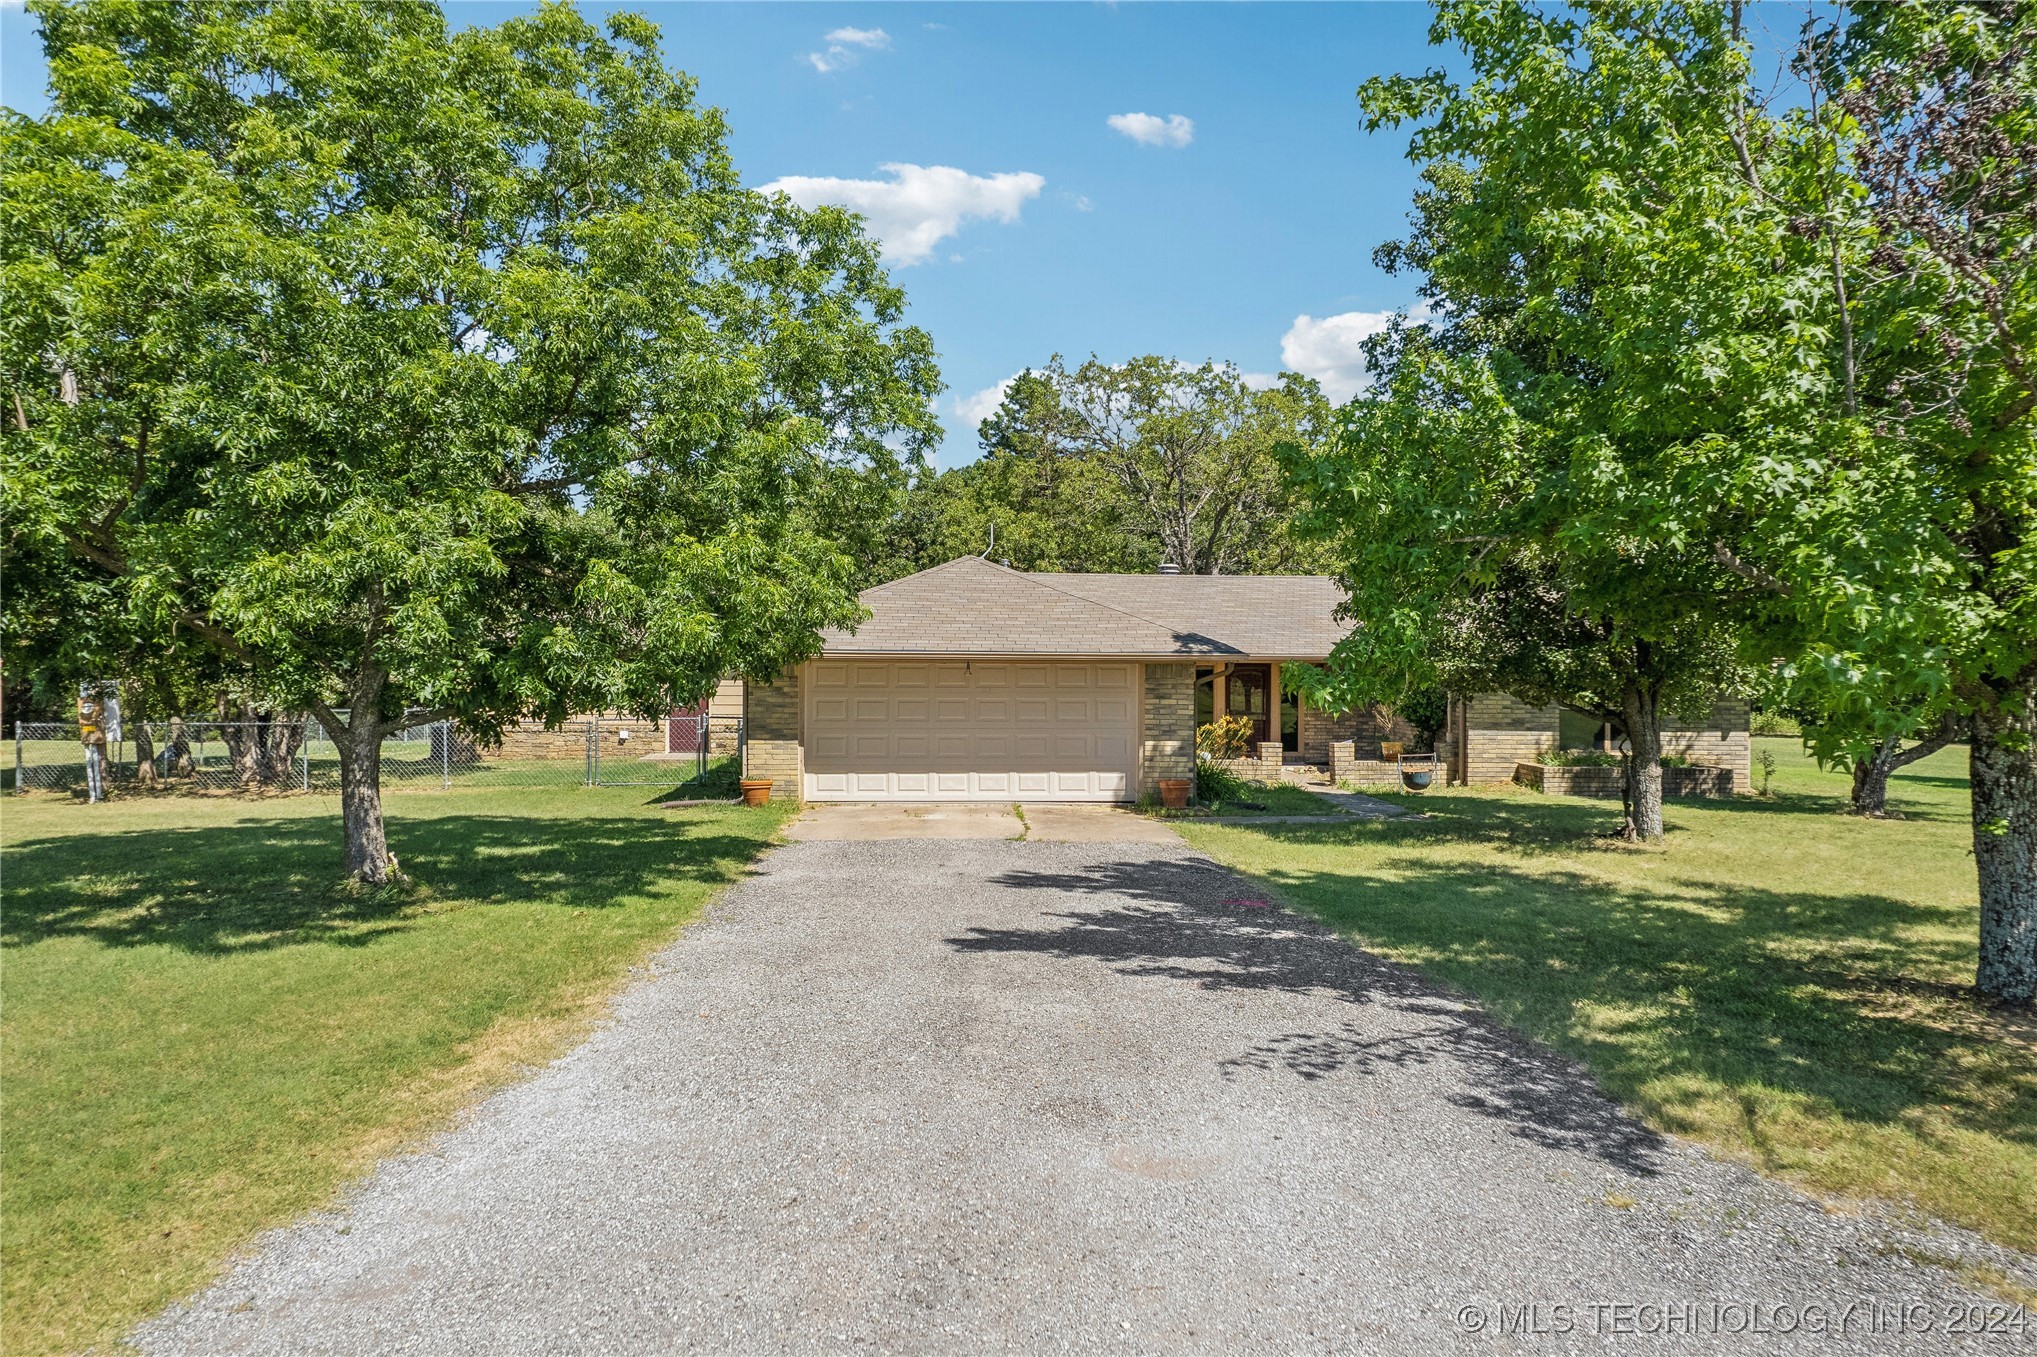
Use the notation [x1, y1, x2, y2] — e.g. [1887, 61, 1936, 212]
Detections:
[737, 778, 773, 807]
[1157, 777, 1191, 809]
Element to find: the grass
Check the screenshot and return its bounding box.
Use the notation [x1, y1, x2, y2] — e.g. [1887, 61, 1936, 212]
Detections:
[1149, 780, 1345, 818]
[0, 784, 791, 1356]
[1175, 737, 2036, 1255]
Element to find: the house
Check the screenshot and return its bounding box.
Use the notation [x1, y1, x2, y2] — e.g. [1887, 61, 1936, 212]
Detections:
[740, 556, 1412, 803]
[1443, 692, 1751, 790]
[741, 557, 1753, 803]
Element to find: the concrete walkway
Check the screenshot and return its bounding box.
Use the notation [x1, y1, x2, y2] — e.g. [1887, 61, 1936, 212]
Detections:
[783, 801, 1183, 844]
[136, 837, 2028, 1355]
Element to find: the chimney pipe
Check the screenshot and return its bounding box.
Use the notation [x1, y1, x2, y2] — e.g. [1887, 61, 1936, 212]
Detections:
[1158, 562, 1180, 575]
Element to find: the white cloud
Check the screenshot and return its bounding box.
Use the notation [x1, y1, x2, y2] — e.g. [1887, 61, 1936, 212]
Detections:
[1239, 371, 1283, 391]
[760, 163, 1046, 266]
[1107, 112, 1195, 148]
[953, 375, 1017, 425]
[806, 26, 890, 72]
[1279, 308, 1431, 402]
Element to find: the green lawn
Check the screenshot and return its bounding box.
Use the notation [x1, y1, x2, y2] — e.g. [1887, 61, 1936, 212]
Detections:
[1177, 738, 2036, 1258]
[0, 786, 790, 1356]
[1150, 781, 1347, 818]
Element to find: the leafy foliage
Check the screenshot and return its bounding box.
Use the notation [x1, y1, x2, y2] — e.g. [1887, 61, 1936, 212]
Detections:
[0, 0, 939, 877]
[1195, 714, 1255, 763]
[904, 356, 1334, 576]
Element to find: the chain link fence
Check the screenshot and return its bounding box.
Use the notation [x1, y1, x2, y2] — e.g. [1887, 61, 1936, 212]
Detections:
[11, 714, 743, 797]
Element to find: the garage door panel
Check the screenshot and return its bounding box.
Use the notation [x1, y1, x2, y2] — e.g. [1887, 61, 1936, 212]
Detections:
[804, 660, 1137, 802]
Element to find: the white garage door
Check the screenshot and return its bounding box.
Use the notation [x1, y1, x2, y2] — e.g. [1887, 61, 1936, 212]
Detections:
[803, 660, 1136, 802]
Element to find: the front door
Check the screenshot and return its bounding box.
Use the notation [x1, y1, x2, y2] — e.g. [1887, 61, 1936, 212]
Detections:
[1226, 664, 1273, 747]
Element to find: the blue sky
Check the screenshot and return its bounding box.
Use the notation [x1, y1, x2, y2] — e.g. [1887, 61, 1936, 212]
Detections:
[3, 2, 1460, 465]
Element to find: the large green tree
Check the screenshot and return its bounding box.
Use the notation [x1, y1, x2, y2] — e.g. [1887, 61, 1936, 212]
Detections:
[1755, 0, 2036, 998]
[0, 0, 939, 881]
[1294, 1, 1791, 839]
[908, 356, 1334, 577]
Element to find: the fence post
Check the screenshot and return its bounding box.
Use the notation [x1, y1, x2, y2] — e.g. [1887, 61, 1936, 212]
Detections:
[301, 722, 310, 792]
[13, 722, 20, 795]
[441, 719, 451, 789]
[585, 717, 596, 787]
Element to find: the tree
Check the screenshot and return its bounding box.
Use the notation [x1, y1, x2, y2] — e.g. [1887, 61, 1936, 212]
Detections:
[1757, 0, 2036, 996]
[1297, 2, 1794, 839]
[908, 370, 1145, 573]
[904, 357, 1335, 577]
[0, 0, 939, 880]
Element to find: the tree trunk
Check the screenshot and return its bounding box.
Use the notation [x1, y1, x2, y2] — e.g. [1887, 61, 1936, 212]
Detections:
[129, 687, 156, 789]
[1851, 718, 1961, 818]
[335, 725, 390, 883]
[1972, 681, 2036, 1005]
[165, 715, 193, 777]
[1621, 684, 1665, 842]
[133, 719, 157, 789]
[1851, 741, 1899, 817]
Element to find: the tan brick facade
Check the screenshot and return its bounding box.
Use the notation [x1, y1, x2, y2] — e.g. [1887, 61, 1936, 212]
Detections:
[1300, 702, 1415, 764]
[485, 713, 665, 762]
[1457, 693, 1562, 785]
[1662, 697, 1752, 790]
[1140, 662, 1196, 798]
[743, 669, 803, 801]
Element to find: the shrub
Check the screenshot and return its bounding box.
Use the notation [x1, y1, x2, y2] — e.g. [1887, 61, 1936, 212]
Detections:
[1754, 749, 1779, 796]
[1750, 709, 1802, 737]
[1196, 715, 1254, 763]
[1536, 750, 1620, 767]
[1195, 756, 1252, 805]
[1536, 750, 1697, 768]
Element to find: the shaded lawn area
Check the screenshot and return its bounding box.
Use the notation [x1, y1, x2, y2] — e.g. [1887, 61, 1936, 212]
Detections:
[0, 786, 790, 1356]
[1176, 738, 2037, 1256]
[1149, 781, 1344, 818]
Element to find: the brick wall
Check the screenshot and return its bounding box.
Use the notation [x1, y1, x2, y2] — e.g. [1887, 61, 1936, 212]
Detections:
[743, 669, 803, 801]
[1461, 693, 1561, 785]
[1515, 760, 1738, 799]
[1299, 703, 1415, 764]
[486, 713, 663, 762]
[1662, 697, 1751, 789]
[1141, 662, 1196, 797]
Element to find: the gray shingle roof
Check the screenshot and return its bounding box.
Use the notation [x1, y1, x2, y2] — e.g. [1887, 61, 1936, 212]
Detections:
[819, 556, 1349, 658]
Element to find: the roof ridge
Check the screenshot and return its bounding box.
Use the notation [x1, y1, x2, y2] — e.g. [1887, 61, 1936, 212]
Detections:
[1013, 567, 1187, 637]
[859, 555, 991, 596]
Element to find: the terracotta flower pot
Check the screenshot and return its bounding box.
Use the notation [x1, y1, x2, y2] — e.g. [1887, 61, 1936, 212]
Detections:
[1158, 778, 1191, 809]
[738, 779, 773, 807]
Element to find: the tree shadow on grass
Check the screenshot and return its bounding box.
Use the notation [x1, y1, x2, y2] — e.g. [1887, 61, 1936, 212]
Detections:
[1208, 815, 2025, 1157]
[1, 813, 766, 957]
[952, 854, 1671, 1176]
[957, 802, 2030, 1177]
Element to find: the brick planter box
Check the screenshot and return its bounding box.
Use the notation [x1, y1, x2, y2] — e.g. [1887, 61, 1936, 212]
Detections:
[1515, 761, 1737, 798]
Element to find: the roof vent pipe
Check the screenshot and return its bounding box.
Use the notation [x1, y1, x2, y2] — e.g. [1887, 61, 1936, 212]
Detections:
[1158, 562, 1181, 575]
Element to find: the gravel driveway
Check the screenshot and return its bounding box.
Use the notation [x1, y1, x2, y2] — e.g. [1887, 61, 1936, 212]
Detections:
[136, 836, 2031, 1355]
